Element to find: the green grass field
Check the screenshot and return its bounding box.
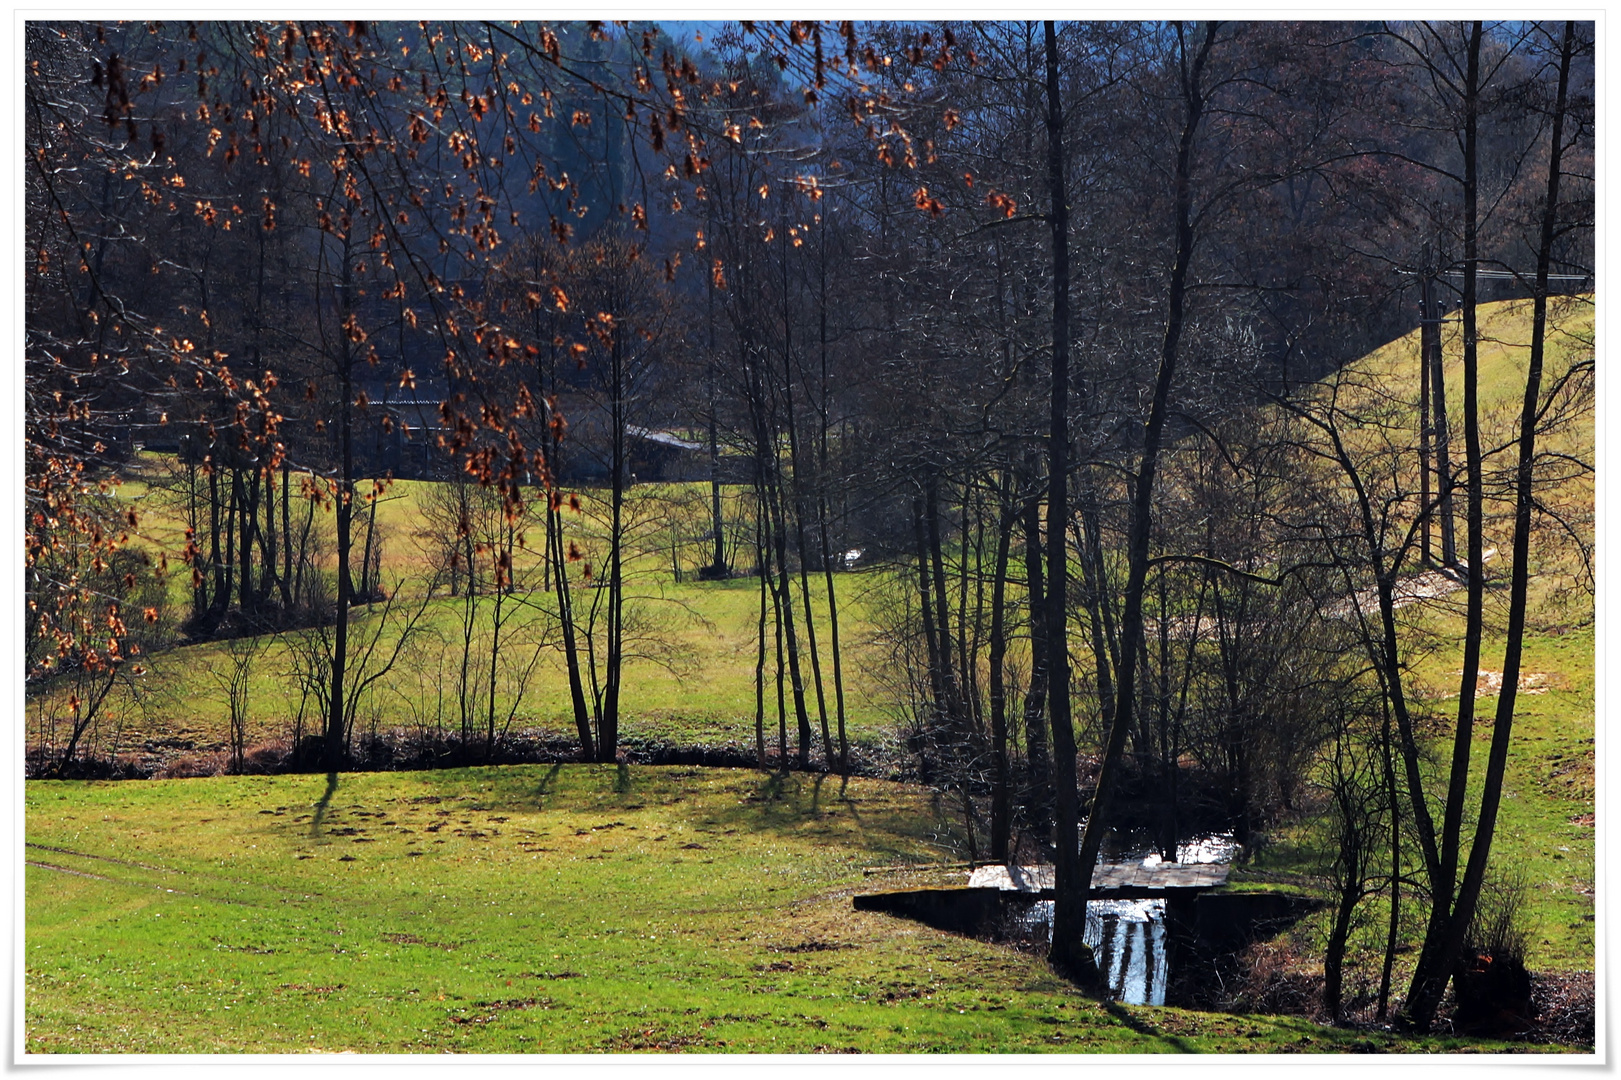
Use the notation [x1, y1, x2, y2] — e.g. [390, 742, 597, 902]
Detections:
[25, 765, 1546, 1054]
[50, 566, 912, 761]
[59, 471, 918, 757]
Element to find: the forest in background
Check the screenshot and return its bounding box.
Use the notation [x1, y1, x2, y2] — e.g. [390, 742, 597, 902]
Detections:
[26, 20, 1593, 1034]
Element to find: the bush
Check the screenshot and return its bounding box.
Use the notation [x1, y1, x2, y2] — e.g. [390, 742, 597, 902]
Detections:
[1452, 868, 1533, 1035]
[1226, 938, 1322, 1016]
[153, 750, 229, 779]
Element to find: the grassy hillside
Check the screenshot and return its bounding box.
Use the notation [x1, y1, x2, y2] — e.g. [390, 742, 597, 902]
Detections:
[1245, 295, 1595, 980]
[25, 765, 1541, 1054]
[1357, 296, 1593, 971]
[1349, 294, 1593, 412]
[1326, 293, 1593, 588]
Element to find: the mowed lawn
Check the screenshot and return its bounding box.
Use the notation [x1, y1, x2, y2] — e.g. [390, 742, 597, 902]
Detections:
[24, 765, 1527, 1055]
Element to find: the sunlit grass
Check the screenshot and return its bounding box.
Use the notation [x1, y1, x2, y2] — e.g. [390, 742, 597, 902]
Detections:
[42, 471, 920, 756]
[25, 765, 1539, 1054]
[1242, 296, 1595, 983]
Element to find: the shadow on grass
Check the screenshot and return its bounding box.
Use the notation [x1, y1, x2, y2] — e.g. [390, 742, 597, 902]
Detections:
[1103, 1001, 1194, 1053]
[535, 763, 564, 797]
[398, 764, 954, 866]
[311, 772, 340, 837]
[701, 771, 959, 865]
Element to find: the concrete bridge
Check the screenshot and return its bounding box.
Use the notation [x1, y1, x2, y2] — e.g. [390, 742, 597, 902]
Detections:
[852, 860, 1232, 936]
[966, 861, 1230, 900]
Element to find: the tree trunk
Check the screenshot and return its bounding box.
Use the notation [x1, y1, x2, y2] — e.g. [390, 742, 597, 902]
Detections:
[279, 461, 293, 612]
[1020, 465, 1051, 832]
[1430, 274, 1458, 571]
[600, 325, 625, 763]
[323, 238, 356, 773]
[755, 506, 769, 768]
[816, 483, 850, 775]
[1072, 484, 1118, 813]
[186, 459, 209, 619]
[779, 266, 831, 766]
[1069, 21, 1217, 985]
[536, 337, 593, 761]
[1378, 695, 1402, 1021]
[259, 458, 278, 614]
[486, 520, 508, 760]
[1406, 21, 1484, 1026]
[551, 498, 594, 761]
[1404, 18, 1574, 1032]
[205, 461, 225, 625]
[237, 465, 259, 616]
[1041, 19, 1088, 981]
[914, 495, 947, 727]
[221, 470, 237, 620]
[1324, 874, 1359, 1024]
[773, 552, 789, 771]
[768, 468, 812, 768]
[814, 208, 849, 774]
[1418, 264, 1434, 568]
[926, 479, 963, 733]
[706, 232, 728, 577]
[961, 489, 985, 736]
[358, 481, 378, 602]
[988, 471, 1015, 862]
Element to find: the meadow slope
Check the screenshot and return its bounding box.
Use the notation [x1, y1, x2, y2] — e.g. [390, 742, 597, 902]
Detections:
[25, 765, 1548, 1054]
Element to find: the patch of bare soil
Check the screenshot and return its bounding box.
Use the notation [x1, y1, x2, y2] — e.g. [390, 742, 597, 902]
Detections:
[447, 997, 548, 1026]
[1328, 548, 1499, 622]
[1438, 668, 1554, 700]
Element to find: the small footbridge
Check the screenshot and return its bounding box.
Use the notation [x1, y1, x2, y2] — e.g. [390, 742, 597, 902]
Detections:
[966, 861, 1230, 900]
[852, 861, 1230, 935]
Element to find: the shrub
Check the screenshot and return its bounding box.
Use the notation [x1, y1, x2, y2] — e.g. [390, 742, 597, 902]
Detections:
[1452, 868, 1533, 1035]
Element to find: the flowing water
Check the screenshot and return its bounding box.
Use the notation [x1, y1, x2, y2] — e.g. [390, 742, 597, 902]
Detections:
[1134, 832, 1239, 867]
[1015, 833, 1238, 1005]
[1017, 897, 1167, 1005]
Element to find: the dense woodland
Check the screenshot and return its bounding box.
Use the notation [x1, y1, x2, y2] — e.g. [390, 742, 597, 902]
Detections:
[26, 21, 1592, 1030]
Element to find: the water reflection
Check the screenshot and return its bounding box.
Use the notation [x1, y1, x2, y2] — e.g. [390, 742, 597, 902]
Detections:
[1103, 830, 1239, 867]
[1020, 897, 1166, 1005]
[1013, 833, 1237, 1005]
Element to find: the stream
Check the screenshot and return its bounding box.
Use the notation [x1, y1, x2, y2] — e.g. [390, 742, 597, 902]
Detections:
[1017, 833, 1237, 1005]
